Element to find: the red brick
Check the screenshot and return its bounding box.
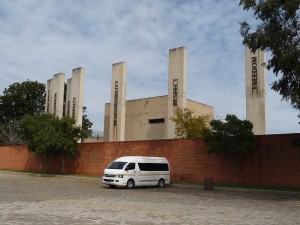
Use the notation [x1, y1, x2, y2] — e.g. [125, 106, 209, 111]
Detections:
[0, 135, 300, 188]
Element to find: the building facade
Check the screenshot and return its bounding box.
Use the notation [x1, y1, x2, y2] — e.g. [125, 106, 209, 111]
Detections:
[103, 96, 213, 141]
[104, 47, 214, 141]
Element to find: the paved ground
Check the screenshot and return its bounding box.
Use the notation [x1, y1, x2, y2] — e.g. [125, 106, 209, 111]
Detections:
[0, 171, 299, 225]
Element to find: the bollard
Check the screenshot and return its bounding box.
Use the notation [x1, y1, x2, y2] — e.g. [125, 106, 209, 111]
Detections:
[204, 178, 213, 191]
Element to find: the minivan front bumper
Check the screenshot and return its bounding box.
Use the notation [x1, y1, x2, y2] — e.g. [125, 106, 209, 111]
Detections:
[102, 176, 127, 187]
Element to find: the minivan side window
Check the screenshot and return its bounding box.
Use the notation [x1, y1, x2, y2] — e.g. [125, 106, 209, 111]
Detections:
[125, 163, 135, 170]
[138, 163, 169, 171]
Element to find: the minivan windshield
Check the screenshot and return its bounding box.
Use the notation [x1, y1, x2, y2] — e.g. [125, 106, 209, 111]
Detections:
[107, 161, 127, 169]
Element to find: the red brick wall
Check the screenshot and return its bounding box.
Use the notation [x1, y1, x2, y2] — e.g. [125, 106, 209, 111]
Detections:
[1, 134, 300, 188]
[0, 145, 40, 171]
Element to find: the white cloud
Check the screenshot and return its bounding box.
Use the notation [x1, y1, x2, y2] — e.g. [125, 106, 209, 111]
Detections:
[0, 0, 298, 134]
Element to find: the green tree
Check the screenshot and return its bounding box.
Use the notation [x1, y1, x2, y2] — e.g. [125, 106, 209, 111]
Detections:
[203, 114, 256, 184]
[0, 80, 45, 145]
[171, 107, 210, 139]
[20, 114, 88, 173]
[0, 80, 94, 145]
[0, 80, 46, 122]
[55, 116, 88, 172]
[82, 106, 93, 133]
[240, 0, 300, 109]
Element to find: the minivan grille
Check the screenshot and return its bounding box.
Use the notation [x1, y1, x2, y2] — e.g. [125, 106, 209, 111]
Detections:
[105, 174, 116, 177]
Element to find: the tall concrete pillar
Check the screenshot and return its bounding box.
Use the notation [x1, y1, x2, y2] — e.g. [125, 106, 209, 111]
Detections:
[65, 67, 85, 127]
[166, 47, 187, 139]
[65, 78, 72, 117]
[109, 62, 127, 141]
[245, 46, 267, 135]
[45, 79, 52, 114]
[45, 73, 65, 118]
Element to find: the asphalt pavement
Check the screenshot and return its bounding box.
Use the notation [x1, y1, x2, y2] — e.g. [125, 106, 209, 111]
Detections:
[0, 171, 299, 225]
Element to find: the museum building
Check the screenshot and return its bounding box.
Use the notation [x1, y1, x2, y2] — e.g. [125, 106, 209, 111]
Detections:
[44, 46, 266, 142]
[103, 47, 214, 142]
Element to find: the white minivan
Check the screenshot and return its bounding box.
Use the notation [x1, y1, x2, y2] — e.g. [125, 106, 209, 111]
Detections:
[102, 156, 170, 189]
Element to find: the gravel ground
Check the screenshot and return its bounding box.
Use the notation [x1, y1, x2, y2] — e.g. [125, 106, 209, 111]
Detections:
[0, 171, 299, 225]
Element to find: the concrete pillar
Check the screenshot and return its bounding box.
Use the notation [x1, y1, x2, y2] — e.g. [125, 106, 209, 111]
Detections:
[109, 62, 127, 141]
[245, 46, 267, 135]
[45, 79, 52, 114]
[65, 78, 72, 117]
[65, 67, 85, 127]
[45, 73, 65, 118]
[166, 47, 187, 139]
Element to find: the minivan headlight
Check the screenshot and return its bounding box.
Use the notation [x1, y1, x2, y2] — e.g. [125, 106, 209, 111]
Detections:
[116, 174, 123, 178]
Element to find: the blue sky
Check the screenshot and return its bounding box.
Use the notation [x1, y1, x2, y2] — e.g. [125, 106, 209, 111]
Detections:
[0, 0, 299, 134]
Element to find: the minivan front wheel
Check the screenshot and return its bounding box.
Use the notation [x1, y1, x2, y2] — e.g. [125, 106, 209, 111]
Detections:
[157, 178, 165, 188]
[126, 179, 135, 189]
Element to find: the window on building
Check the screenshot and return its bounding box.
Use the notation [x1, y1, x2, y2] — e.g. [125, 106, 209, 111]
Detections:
[148, 118, 165, 124]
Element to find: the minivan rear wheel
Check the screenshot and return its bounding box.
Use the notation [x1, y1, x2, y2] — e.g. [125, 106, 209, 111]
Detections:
[126, 179, 135, 189]
[157, 178, 165, 188]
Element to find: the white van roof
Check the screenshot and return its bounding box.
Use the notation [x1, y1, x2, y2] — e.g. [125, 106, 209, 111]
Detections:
[114, 156, 168, 162]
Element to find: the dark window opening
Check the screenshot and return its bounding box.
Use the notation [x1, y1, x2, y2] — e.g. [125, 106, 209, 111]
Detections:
[148, 118, 165, 124]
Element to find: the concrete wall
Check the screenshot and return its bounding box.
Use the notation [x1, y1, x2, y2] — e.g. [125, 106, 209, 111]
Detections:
[104, 96, 213, 141]
[1, 134, 300, 188]
[103, 103, 110, 142]
[104, 96, 168, 141]
[245, 47, 267, 134]
[187, 100, 214, 119]
[124, 96, 168, 141]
